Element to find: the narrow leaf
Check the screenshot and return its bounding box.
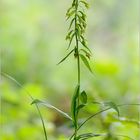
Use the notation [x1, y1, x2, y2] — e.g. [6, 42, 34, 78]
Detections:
[79, 36, 91, 53]
[72, 0, 76, 6]
[77, 133, 106, 140]
[78, 11, 86, 19]
[66, 6, 73, 16]
[1, 73, 48, 140]
[66, 10, 75, 20]
[77, 104, 86, 113]
[80, 54, 93, 73]
[104, 102, 120, 117]
[31, 99, 72, 120]
[69, 18, 75, 30]
[77, 24, 83, 30]
[67, 32, 75, 49]
[92, 101, 101, 105]
[57, 49, 74, 65]
[80, 40, 91, 53]
[77, 14, 86, 25]
[80, 0, 89, 9]
[71, 84, 80, 124]
[80, 49, 91, 59]
[66, 30, 74, 40]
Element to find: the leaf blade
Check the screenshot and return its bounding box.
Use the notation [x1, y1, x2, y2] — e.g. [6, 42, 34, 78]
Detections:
[104, 101, 120, 117]
[76, 133, 106, 140]
[71, 84, 80, 125]
[80, 54, 93, 73]
[80, 90, 87, 104]
[31, 99, 72, 120]
[77, 104, 86, 113]
[79, 0, 89, 9]
[57, 49, 74, 65]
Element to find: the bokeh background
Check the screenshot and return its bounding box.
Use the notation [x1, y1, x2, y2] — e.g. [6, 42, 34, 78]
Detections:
[0, 0, 139, 139]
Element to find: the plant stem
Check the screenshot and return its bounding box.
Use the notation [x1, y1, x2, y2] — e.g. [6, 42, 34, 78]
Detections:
[74, 0, 80, 139]
[77, 34, 80, 85]
[69, 103, 140, 140]
[1, 72, 48, 140]
[75, 0, 80, 85]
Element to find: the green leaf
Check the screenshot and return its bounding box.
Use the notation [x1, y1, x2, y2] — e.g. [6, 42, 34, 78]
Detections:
[67, 32, 75, 49]
[66, 10, 75, 20]
[104, 102, 120, 117]
[66, 30, 74, 40]
[77, 104, 86, 113]
[31, 99, 72, 120]
[80, 54, 93, 73]
[80, 91, 87, 104]
[78, 11, 86, 20]
[77, 24, 85, 34]
[57, 49, 74, 65]
[79, 14, 86, 24]
[81, 40, 87, 48]
[1, 73, 48, 140]
[72, 0, 76, 6]
[91, 101, 120, 116]
[69, 18, 75, 30]
[80, 49, 91, 59]
[79, 36, 91, 53]
[79, 0, 89, 9]
[92, 101, 101, 105]
[76, 133, 106, 140]
[66, 6, 74, 16]
[76, 133, 135, 140]
[77, 14, 86, 26]
[77, 24, 83, 31]
[71, 84, 80, 124]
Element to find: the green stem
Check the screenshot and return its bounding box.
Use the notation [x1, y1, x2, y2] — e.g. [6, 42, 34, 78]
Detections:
[77, 37, 80, 85]
[75, 0, 80, 85]
[69, 103, 140, 140]
[74, 0, 80, 139]
[1, 72, 48, 140]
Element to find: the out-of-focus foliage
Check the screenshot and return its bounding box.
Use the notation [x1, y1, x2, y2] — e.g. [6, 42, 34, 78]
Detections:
[0, 0, 139, 140]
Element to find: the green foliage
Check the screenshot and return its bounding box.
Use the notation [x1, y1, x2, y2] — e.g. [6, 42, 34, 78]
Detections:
[71, 84, 80, 127]
[104, 102, 120, 117]
[79, 54, 92, 73]
[80, 91, 87, 104]
[57, 49, 75, 65]
[1, 0, 139, 140]
[65, 0, 94, 139]
[1, 72, 48, 140]
[76, 133, 105, 140]
[60, 0, 92, 68]
[31, 99, 72, 120]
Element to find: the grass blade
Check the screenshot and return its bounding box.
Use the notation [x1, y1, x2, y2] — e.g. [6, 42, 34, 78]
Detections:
[35, 104, 48, 140]
[31, 99, 72, 120]
[1, 72, 48, 140]
[57, 49, 74, 65]
[76, 133, 134, 140]
[76, 133, 106, 140]
[79, 0, 89, 9]
[69, 103, 140, 140]
[104, 101, 120, 117]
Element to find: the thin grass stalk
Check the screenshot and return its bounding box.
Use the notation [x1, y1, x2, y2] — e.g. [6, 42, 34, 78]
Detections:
[1, 72, 48, 140]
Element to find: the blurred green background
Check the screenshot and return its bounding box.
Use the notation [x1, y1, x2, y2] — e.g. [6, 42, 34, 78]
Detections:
[0, 0, 139, 139]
